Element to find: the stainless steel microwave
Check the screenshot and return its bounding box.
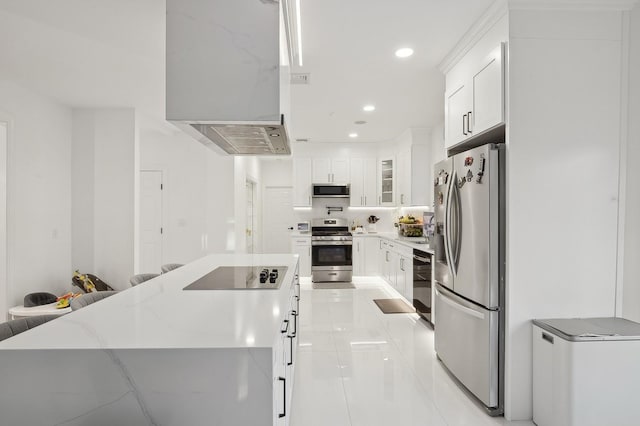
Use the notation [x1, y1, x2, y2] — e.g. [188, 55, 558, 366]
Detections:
[312, 184, 350, 198]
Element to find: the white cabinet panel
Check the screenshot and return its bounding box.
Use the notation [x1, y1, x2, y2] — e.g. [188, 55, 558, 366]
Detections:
[350, 158, 377, 207]
[353, 237, 380, 276]
[293, 158, 312, 207]
[472, 44, 504, 135]
[291, 237, 311, 277]
[378, 157, 395, 206]
[312, 158, 331, 183]
[331, 158, 350, 183]
[312, 158, 349, 184]
[446, 83, 472, 148]
[445, 43, 505, 149]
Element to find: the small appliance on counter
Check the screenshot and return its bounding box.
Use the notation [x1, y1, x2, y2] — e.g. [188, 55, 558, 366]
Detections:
[367, 215, 379, 233]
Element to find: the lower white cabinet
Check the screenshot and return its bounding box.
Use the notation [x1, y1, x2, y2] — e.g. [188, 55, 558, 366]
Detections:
[379, 239, 413, 302]
[273, 269, 300, 426]
[290, 236, 311, 277]
[353, 236, 380, 276]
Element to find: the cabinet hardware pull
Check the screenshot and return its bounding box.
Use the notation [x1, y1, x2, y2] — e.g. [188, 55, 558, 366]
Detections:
[278, 377, 286, 418]
[281, 319, 289, 334]
[291, 310, 297, 337]
[364, 196, 367, 205]
[401, 194, 404, 204]
[542, 332, 554, 344]
[462, 114, 468, 135]
[287, 335, 294, 366]
[467, 111, 473, 133]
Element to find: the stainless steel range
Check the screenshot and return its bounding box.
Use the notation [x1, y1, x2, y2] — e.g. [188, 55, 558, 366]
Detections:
[311, 218, 353, 283]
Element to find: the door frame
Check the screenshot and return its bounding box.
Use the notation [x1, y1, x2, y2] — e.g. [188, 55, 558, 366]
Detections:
[139, 169, 164, 273]
[0, 114, 11, 320]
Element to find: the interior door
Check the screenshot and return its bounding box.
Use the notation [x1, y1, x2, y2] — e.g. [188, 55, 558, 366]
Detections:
[140, 170, 163, 273]
[263, 186, 294, 254]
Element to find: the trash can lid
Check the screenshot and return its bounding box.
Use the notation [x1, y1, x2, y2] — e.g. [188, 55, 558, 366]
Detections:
[532, 317, 640, 341]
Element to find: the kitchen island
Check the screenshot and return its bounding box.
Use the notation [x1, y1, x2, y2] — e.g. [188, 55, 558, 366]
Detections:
[0, 253, 300, 426]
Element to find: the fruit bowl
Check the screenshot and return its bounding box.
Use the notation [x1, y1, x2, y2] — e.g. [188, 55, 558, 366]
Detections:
[398, 223, 424, 237]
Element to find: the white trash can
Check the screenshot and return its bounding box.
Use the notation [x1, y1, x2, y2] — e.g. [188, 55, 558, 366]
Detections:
[532, 317, 640, 426]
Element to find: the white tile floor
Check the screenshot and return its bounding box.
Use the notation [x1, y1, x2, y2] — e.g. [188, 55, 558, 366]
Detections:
[290, 277, 534, 426]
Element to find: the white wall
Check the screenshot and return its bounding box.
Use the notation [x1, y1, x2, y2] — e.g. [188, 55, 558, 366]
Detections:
[623, 5, 640, 322]
[505, 9, 623, 420]
[0, 80, 72, 309]
[234, 156, 262, 253]
[139, 116, 235, 261]
[72, 109, 137, 290]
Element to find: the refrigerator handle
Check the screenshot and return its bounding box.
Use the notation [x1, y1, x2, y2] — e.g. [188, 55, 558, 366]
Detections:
[436, 286, 485, 320]
[444, 170, 456, 279]
[451, 174, 462, 272]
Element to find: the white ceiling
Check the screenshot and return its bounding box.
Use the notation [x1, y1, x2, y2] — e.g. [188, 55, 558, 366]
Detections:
[290, 0, 495, 144]
[0, 0, 494, 143]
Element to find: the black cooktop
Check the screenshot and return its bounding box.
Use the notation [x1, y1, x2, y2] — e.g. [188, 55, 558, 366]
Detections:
[183, 266, 288, 290]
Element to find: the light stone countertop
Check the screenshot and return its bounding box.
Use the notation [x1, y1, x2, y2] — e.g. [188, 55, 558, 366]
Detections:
[0, 253, 299, 350]
[352, 232, 434, 253]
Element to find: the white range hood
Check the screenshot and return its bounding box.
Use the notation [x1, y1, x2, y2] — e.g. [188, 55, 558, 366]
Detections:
[166, 0, 293, 155]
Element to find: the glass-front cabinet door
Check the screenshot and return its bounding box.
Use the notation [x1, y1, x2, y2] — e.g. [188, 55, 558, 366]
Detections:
[379, 157, 395, 206]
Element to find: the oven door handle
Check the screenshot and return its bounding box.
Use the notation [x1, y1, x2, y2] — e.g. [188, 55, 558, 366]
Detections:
[311, 241, 353, 246]
[413, 254, 430, 263]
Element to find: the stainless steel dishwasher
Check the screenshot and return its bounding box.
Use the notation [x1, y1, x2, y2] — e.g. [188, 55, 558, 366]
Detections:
[412, 249, 433, 325]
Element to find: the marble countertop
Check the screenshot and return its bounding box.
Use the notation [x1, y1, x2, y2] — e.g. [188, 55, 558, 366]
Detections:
[0, 253, 299, 351]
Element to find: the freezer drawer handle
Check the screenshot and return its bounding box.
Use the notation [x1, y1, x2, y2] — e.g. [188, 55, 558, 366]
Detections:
[437, 288, 485, 320]
[541, 332, 554, 344]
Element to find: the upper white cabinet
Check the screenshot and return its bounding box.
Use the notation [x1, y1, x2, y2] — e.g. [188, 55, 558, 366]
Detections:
[397, 143, 431, 207]
[312, 158, 349, 184]
[293, 158, 312, 207]
[445, 43, 505, 149]
[378, 157, 396, 206]
[350, 158, 377, 207]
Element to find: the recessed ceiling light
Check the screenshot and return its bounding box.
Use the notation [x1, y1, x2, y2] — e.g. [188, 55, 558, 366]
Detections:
[349, 133, 358, 138]
[363, 105, 376, 112]
[395, 47, 414, 58]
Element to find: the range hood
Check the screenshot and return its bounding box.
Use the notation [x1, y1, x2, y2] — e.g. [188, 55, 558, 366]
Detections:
[166, 0, 294, 156]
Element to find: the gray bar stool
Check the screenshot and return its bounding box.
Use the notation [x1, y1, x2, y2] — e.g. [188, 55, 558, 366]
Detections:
[129, 273, 160, 287]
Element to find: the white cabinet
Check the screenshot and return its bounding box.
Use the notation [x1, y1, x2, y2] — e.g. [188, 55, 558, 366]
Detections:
[312, 158, 349, 184]
[293, 158, 312, 207]
[397, 144, 431, 207]
[291, 236, 311, 277]
[350, 158, 377, 207]
[353, 236, 380, 276]
[273, 269, 300, 426]
[379, 239, 413, 302]
[378, 157, 396, 206]
[445, 44, 504, 149]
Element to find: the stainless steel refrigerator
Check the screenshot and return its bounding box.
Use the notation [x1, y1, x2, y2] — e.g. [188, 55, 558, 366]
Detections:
[433, 143, 504, 415]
